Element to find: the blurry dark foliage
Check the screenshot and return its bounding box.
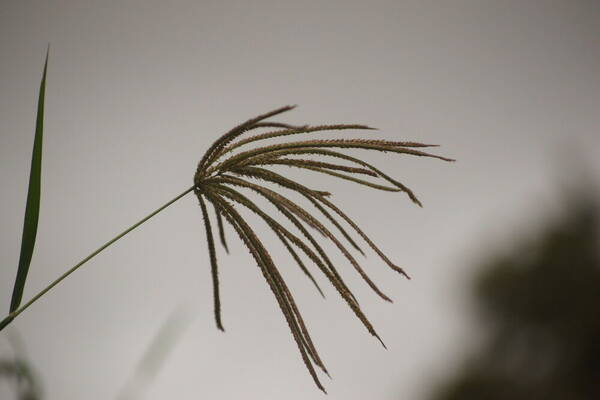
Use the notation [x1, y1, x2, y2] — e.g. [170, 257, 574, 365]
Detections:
[430, 193, 600, 400]
[0, 357, 40, 400]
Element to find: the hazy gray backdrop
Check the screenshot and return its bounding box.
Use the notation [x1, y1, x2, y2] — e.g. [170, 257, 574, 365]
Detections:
[1, 1, 599, 399]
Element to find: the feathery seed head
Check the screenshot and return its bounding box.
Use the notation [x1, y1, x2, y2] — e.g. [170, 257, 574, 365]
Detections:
[193, 106, 453, 391]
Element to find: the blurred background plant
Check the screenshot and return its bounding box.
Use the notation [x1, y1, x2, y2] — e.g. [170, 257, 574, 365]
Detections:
[426, 183, 600, 400]
[1, 309, 191, 400]
[116, 308, 192, 400]
[0, 333, 42, 400]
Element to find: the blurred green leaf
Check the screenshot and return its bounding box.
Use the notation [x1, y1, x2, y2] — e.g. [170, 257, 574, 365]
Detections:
[117, 308, 193, 400]
[9, 48, 48, 313]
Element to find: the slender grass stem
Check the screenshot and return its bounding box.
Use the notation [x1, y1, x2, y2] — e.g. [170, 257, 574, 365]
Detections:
[0, 186, 195, 331]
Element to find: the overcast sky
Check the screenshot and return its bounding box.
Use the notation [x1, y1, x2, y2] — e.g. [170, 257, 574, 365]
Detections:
[1, 1, 599, 399]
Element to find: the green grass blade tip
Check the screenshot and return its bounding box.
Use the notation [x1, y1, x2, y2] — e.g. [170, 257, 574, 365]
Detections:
[9, 48, 48, 313]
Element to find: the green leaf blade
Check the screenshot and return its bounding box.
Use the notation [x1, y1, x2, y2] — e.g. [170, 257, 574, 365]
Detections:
[9, 49, 48, 313]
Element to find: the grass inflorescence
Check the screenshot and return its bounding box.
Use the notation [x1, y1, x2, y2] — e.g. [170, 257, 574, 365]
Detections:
[193, 105, 453, 391]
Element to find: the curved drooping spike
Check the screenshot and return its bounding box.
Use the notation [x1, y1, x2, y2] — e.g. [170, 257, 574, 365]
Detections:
[197, 193, 224, 331]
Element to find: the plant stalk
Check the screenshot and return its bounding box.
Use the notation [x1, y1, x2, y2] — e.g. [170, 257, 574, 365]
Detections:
[0, 186, 195, 332]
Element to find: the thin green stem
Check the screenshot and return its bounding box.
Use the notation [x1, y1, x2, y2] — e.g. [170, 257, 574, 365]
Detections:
[0, 186, 195, 331]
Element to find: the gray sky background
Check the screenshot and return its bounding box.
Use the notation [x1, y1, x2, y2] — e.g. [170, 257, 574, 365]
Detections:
[1, 1, 599, 399]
